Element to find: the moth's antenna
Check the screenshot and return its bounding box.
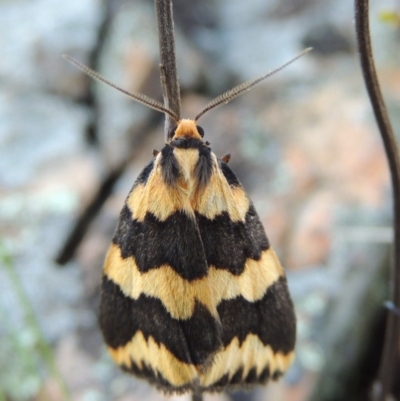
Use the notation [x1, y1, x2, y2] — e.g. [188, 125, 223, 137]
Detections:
[194, 48, 312, 122]
[63, 55, 180, 123]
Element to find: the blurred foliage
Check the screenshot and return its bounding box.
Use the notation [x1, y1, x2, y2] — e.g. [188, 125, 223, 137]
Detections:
[0, 242, 70, 401]
[379, 10, 400, 28]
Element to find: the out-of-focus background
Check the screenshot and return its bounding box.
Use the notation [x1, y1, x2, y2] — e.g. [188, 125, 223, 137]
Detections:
[1, 0, 400, 400]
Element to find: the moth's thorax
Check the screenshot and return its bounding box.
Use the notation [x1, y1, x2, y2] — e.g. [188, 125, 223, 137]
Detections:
[173, 119, 202, 140]
[174, 148, 200, 190]
[157, 128, 212, 202]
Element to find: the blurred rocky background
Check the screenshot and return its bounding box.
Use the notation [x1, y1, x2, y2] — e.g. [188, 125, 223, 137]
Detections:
[1, 0, 400, 400]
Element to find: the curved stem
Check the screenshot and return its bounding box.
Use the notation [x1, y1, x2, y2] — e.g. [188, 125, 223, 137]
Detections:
[354, 1, 400, 400]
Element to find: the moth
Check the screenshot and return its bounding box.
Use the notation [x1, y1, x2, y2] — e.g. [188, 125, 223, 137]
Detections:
[65, 49, 309, 394]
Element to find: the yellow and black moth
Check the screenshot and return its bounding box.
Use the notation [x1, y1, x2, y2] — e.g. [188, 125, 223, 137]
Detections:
[64, 50, 309, 394]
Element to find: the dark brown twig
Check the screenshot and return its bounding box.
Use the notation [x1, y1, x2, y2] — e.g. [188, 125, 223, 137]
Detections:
[56, 114, 162, 265]
[83, 0, 116, 145]
[354, 1, 400, 400]
[154, 0, 181, 139]
[56, 161, 126, 265]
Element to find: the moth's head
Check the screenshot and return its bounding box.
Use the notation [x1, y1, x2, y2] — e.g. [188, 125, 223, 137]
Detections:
[168, 119, 204, 141]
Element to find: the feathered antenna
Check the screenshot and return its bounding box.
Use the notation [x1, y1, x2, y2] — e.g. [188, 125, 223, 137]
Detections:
[63, 55, 180, 123]
[64, 48, 311, 125]
[194, 48, 312, 122]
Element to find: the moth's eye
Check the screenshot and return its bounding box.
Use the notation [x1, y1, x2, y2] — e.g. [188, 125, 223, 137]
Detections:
[196, 125, 204, 138]
[168, 126, 177, 139]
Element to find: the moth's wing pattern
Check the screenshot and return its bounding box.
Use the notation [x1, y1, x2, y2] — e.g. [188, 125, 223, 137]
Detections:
[99, 141, 295, 394]
[99, 157, 223, 393]
[191, 157, 296, 390]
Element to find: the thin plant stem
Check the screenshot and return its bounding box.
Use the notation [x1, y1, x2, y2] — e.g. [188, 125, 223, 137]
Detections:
[354, 1, 400, 400]
[0, 243, 71, 401]
[192, 392, 203, 401]
[154, 0, 181, 140]
[0, 299, 38, 378]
